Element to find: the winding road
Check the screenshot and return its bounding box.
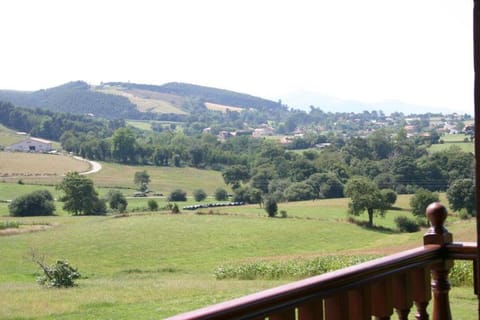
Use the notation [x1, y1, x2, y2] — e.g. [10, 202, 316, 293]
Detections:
[73, 156, 102, 175]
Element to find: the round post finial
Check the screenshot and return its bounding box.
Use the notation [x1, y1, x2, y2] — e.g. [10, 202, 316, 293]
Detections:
[426, 202, 447, 234]
[424, 202, 452, 245]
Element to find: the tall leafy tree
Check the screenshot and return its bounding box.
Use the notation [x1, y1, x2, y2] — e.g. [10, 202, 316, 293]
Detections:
[447, 179, 475, 215]
[112, 127, 137, 163]
[56, 172, 105, 215]
[222, 165, 250, 189]
[134, 170, 151, 192]
[345, 176, 388, 227]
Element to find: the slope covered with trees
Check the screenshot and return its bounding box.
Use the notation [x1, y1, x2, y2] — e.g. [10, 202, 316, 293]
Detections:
[0, 81, 140, 119]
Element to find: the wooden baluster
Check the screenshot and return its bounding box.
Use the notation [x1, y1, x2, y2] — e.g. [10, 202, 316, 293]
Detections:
[324, 292, 348, 320]
[392, 272, 413, 320]
[424, 203, 453, 320]
[371, 278, 393, 320]
[297, 298, 324, 320]
[269, 308, 296, 320]
[412, 267, 431, 320]
[348, 286, 371, 320]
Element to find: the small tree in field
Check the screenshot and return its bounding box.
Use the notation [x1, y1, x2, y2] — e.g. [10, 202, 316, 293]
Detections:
[56, 172, 105, 215]
[134, 170, 150, 192]
[345, 176, 388, 227]
[193, 189, 207, 202]
[264, 197, 278, 217]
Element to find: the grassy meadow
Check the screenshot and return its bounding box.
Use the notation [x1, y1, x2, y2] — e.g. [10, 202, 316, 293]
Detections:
[0, 151, 477, 319]
[429, 133, 474, 153]
[0, 195, 477, 319]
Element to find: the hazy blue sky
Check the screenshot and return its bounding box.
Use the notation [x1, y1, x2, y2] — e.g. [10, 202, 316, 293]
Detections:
[0, 0, 474, 113]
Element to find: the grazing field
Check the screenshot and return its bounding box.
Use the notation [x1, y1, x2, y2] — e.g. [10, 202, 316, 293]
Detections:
[429, 134, 474, 153]
[89, 162, 228, 195]
[0, 196, 476, 319]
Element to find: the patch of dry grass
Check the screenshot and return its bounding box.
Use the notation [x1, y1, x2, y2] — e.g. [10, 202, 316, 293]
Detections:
[205, 102, 244, 113]
[0, 152, 90, 183]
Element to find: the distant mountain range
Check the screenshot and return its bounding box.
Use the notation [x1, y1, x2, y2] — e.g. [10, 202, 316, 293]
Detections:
[280, 90, 468, 115]
[0, 81, 467, 119]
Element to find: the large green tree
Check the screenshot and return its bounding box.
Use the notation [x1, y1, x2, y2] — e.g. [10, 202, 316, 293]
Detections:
[222, 165, 250, 189]
[447, 179, 475, 215]
[112, 127, 137, 163]
[345, 176, 388, 227]
[57, 172, 105, 215]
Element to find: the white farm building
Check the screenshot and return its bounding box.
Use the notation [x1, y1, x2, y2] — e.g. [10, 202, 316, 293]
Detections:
[5, 137, 53, 153]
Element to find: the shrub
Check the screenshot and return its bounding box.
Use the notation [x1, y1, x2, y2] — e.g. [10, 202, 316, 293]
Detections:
[36, 260, 81, 288]
[168, 189, 187, 201]
[106, 190, 128, 213]
[214, 188, 229, 201]
[171, 203, 180, 214]
[147, 199, 159, 211]
[264, 197, 278, 217]
[9, 190, 55, 217]
[394, 216, 420, 233]
[193, 189, 207, 202]
[280, 210, 288, 218]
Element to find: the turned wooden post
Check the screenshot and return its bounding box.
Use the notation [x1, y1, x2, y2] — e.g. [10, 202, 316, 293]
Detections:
[424, 202, 453, 320]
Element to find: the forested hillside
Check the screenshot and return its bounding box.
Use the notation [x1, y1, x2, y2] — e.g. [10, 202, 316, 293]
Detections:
[105, 82, 285, 112]
[0, 81, 140, 119]
[0, 81, 286, 120]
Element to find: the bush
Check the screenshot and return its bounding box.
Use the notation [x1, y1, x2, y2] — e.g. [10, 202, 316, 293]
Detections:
[9, 190, 55, 217]
[214, 188, 229, 201]
[147, 199, 159, 211]
[168, 189, 187, 201]
[171, 203, 180, 214]
[394, 216, 420, 233]
[106, 190, 128, 213]
[36, 260, 81, 288]
[193, 189, 207, 202]
[264, 197, 278, 217]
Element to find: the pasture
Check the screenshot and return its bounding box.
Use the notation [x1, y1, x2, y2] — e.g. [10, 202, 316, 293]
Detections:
[0, 152, 476, 319]
[0, 195, 477, 319]
[429, 134, 474, 153]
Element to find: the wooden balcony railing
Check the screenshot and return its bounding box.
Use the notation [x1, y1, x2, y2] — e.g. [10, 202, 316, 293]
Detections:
[166, 202, 477, 320]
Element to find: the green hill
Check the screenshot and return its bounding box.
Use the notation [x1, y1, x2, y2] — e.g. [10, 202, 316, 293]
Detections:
[0, 81, 284, 120]
[0, 81, 140, 119]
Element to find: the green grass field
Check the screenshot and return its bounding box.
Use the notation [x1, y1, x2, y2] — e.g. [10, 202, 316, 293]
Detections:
[0, 152, 477, 319]
[429, 134, 474, 153]
[0, 194, 477, 319]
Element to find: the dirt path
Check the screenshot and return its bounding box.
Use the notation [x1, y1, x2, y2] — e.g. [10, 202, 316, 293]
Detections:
[73, 156, 102, 175]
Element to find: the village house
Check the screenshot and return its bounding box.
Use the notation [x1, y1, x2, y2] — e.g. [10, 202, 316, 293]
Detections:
[5, 137, 53, 153]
